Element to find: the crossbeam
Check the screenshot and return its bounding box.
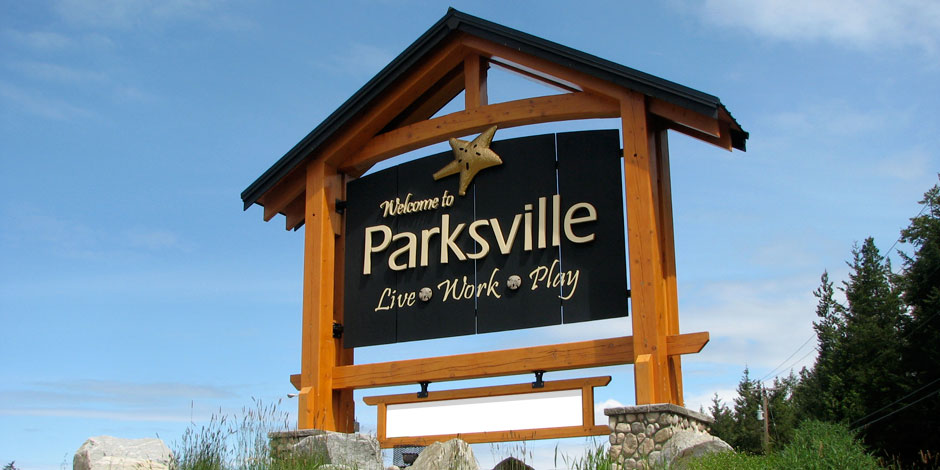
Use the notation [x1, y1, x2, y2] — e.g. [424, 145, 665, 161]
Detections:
[319, 332, 707, 390]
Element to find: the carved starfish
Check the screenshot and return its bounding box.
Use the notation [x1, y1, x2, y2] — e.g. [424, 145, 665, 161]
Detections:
[433, 125, 502, 196]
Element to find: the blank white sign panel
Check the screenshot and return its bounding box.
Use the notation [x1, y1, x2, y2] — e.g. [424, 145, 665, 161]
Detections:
[385, 389, 583, 438]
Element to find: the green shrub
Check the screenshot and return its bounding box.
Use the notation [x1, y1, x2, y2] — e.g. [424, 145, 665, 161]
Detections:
[776, 420, 880, 469]
[687, 420, 881, 470]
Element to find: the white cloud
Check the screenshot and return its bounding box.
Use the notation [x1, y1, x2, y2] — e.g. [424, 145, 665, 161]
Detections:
[681, 276, 820, 375]
[695, 0, 940, 54]
[595, 398, 623, 425]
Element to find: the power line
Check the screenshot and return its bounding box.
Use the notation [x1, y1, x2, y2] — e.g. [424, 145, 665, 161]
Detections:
[758, 333, 816, 383]
[850, 376, 940, 430]
[852, 379, 940, 431]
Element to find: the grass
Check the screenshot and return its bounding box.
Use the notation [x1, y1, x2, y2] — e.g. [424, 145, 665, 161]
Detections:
[554, 440, 615, 470]
[171, 399, 330, 470]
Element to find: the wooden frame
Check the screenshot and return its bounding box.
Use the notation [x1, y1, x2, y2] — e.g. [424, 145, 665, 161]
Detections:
[244, 14, 745, 438]
[363, 377, 611, 447]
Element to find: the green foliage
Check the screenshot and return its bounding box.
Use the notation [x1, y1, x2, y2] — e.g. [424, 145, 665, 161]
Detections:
[775, 421, 881, 469]
[554, 440, 614, 470]
[708, 369, 799, 454]
[686, 421, 881, 470]
[713, 178, 940, 466]
[682, 450, 766, 470]
[893, 180, 940, 463]
[4, 462, 20, 470]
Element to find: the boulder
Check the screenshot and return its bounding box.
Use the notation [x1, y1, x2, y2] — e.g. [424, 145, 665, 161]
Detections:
[73, 436, 172, 470]
[409, 439, 478, 470]
[291, 430, 383, 470]
[661, 430, 732, 468]
[492, 456, 534, 470]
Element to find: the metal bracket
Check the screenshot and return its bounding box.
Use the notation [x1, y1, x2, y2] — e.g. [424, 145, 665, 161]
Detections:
[335, 199, 347, 214]
[532, 370, 545, 388]
[332, 322, 344, 338]
[417, 381, 430, 398]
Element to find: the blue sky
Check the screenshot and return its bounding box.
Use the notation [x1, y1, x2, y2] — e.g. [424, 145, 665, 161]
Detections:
[1, 1, 938, 469]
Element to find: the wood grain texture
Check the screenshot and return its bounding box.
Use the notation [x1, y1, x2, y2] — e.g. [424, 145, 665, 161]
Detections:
[464, 54, 487, 109]
[334, 336, 634, 389]
[621, 90, 671, 404]
[363, 376, 610, 405]
[376, 425, 610, 448]
[341, 92, 619, 174]
[649, 98, 720, 137]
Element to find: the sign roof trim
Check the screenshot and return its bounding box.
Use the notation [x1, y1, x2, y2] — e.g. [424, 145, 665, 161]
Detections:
[241, 8, 748, 211]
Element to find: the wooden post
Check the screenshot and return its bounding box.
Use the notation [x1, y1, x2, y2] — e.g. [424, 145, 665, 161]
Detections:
[620, 90, 671, 405]
[651, 128, 684, 406]
[464, 54, 488, 109]
[299, 159, 354, 431]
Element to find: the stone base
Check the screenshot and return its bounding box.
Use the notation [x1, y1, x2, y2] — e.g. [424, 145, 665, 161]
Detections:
[604, 404, 730, 470]
[269, 429, 383, 470]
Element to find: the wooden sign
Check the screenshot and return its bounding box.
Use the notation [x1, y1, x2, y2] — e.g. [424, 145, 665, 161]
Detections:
[241, 8, 747, 436]
[343, 130, 627, 347]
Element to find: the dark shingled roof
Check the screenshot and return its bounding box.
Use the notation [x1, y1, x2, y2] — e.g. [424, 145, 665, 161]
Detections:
[242, 8, 748, 210]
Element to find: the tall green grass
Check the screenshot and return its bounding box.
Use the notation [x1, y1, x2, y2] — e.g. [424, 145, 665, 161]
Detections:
[171, 399, 329, 470]
[554, 440, 615, 470]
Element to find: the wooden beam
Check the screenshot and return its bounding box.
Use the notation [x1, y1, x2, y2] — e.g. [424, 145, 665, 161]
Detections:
[299, 159, 343, 430]
[464, 54, 487, 109]
[262, 168, 305, 222]
[335, 335, 634, 389]
[459, 34, 625, 100]
[320, 40, 469, 168]
[621, 89, 671, 405]
[363, 377, 611, 405]
[331, 333, 706, 390]
[382, 63, 465, 132]
[488, 58, 581, 93]
[284, 196, 305, 231]
[665, 121, 733, 151]
[666, 331, 709, 356]
[634, 354, 654, 405]
[376, 425, 610, 448]
[340, 92, 619, 174]
[652, 128, 684, 405]
[649, 98, 720, 137]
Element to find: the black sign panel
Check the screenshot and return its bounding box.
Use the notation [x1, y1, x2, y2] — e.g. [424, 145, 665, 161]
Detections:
[343, 130, 627, 347]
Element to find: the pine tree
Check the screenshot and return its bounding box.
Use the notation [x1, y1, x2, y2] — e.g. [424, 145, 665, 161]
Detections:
[893, 180, 940, 463]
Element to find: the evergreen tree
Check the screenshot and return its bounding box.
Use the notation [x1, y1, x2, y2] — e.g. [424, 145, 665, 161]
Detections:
[793, 238, 907, 456]
[891, 180, 940, 463]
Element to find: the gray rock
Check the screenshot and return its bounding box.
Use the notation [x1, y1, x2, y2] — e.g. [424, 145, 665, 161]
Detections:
[73, 436, 172, 470]
[653, 427, 674, 444]
[409, 438, 478, 470]
[662, 430, 732, 467]
[637, 436, 655, 456]
[622, 433, 639, 454]
[292, 430, 382, 470]
[492, 456, 534, 470]
[630, 422, 644, 433]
